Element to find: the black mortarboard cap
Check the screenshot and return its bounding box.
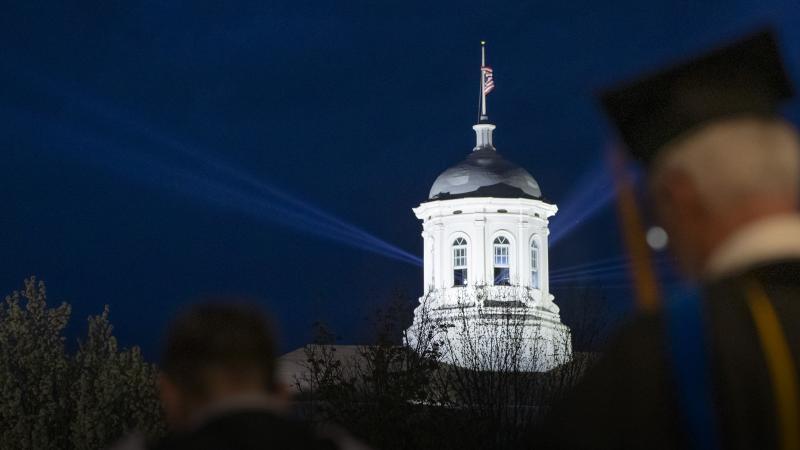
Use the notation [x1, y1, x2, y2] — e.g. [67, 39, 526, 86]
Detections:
[600, 28, 793, 165]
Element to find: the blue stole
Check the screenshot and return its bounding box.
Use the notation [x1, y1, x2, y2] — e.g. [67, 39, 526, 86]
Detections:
[664, 285, 721, 450]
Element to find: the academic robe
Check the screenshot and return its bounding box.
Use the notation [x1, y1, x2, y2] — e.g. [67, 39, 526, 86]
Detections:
[534, 259, 800, 449]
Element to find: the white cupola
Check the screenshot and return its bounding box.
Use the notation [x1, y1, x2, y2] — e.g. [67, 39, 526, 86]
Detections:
[405, 43, 571, 372]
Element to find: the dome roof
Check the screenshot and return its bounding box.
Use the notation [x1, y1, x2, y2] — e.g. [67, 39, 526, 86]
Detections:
[428, 125, 542, 201]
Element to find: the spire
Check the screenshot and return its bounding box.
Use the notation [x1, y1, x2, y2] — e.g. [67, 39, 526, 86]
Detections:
[474, 41, 496, 151]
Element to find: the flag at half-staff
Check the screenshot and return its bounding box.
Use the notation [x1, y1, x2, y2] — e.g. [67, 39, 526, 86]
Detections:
[479, 41, 494, 121]
[482, 66, 495, 95]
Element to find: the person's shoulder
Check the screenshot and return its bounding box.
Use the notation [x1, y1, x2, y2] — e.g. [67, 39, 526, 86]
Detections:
[704, 259, 800, 322]
[151, 410, 366, 450]
[706, 259, 800, 293]
[533, 311, 678, 449]
[151, 411, 330, 450]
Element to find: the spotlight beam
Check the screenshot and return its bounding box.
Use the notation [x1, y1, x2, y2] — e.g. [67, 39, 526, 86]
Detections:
[67, 96, 421, 264]
[550, 260, 675, 288]
[549, 163, 616, 245]
[550, 270, 632, 282]
[13, 72, 423, 266]
[549, 254, 631, 275]
[549, 162, 643, 246]
[549, 263, 634, 281]
[550, 256, 671, 282]
[4, 105, 422, 267]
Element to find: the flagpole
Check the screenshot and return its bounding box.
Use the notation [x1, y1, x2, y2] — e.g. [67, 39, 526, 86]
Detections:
[481, 41, 487, 118]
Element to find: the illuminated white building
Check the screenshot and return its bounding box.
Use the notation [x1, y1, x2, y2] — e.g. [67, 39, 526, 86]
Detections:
[406, 45, 571, 371]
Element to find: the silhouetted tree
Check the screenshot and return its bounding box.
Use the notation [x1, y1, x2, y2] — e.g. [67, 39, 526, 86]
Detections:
[0, 277, 164, 450]
[294, 289, 606, 450]
[70, 306, 163, 449]
[0, 277, 71, 450]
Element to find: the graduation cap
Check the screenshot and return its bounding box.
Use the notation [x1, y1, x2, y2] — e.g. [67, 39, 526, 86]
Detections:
[600, 28, 794, 165]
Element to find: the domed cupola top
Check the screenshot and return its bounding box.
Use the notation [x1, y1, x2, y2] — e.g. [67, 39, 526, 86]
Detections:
[428, 123, 542, 201]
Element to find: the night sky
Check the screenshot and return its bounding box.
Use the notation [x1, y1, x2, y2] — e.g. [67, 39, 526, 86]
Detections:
[3, 1, 800, 358]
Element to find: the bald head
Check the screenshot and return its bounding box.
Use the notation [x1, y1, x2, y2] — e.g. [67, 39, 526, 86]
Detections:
[649, 117, 800, 277]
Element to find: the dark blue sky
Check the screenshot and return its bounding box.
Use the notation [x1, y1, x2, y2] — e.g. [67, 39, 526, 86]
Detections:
[3, 0, 800, 357]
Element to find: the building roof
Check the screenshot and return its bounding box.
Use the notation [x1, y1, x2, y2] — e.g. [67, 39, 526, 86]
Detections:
[428, 148, 542, 201]
[278, 345, 366, 392]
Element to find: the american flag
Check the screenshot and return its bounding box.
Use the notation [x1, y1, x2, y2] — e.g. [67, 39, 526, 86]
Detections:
[482, 66, 494, 95]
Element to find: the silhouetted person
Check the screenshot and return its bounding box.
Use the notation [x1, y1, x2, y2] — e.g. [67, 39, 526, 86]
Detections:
[151, 303, 366, 450]
[536, 30, 800, 449]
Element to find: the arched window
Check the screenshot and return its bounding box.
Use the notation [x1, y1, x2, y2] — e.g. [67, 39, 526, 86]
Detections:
[452, 237, 468, 286]
[493, 236, 511, 286]
[531, 239, 540, 289]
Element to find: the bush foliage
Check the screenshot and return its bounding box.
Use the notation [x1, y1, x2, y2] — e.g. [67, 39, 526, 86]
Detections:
[0, 277, 164, 450]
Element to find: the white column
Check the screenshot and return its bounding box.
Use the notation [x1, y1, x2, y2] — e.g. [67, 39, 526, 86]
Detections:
[473, 217, 486, 285]
[422, 230, 433, 294]
[434, 222, 446, 290]
[518, 219, 529, 287]
[542, 224, 551, 299]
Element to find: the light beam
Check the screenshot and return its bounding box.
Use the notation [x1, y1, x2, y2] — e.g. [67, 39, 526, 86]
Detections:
[549, 161, 643, 246]
[2, 81, 423, 267]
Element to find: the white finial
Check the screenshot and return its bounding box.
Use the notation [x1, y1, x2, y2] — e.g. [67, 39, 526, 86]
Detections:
[473, 122, 496, 151]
